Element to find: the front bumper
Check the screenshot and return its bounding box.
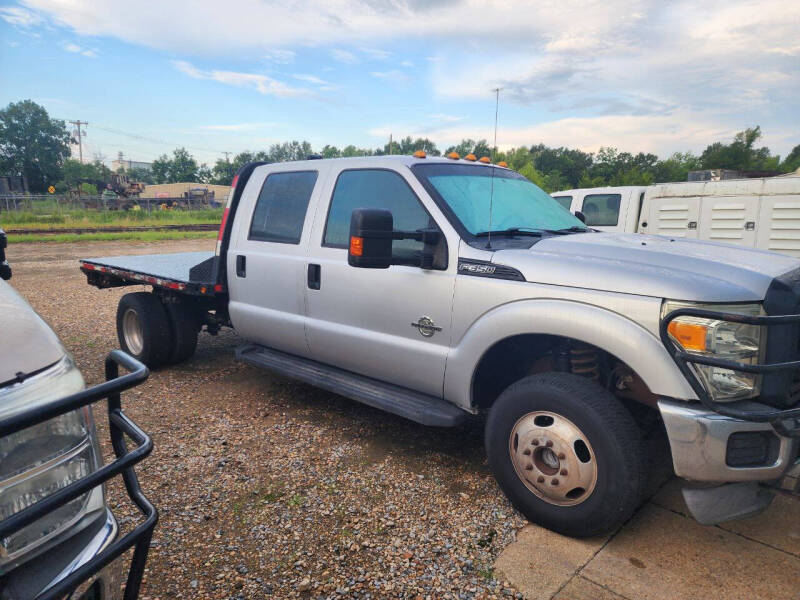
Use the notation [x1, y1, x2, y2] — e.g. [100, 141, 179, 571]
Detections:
[0, 351, 157, 600]
[658, 399, 800, 483]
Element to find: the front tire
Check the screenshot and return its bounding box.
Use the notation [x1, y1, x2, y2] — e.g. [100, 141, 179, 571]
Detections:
[116, 292, 173, 368]
[485, 373, 645, 537]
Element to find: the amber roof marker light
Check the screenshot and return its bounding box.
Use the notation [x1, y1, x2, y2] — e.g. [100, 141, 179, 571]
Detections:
[413, 150, 426, 158]
[479, 156, 491, 163]
[465, 154, 477, 161]
[497, 161, 508, 168]
[447, 152, 460, 160]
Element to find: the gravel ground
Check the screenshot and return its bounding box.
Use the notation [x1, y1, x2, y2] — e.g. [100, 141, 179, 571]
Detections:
[8, 239, 528, 600]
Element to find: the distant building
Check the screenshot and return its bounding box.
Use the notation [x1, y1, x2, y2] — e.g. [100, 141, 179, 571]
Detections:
[139, 182, 231, 200]
[112, 152, 152, 173]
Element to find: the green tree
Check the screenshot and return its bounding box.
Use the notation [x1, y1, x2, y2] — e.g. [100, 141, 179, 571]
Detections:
[211, 158, 236, 185]
[652, 152, 701, 183]
[445, 138, 491, 158]
[529, 145, 593, 188]
[151, 147, 199, 183]
[126, 167, 155, 185]
[518, 163, 546, 189]
[781, 144, 800, 173]
[700, 126, 779, 171]
[321, 144, 341, 158]
[197, 164, 212, 183]
[0, 100, 72, 192]
[341, 145, 371, 157]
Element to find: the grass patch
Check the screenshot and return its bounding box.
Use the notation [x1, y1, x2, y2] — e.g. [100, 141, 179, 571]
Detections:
[1, 207, 223, 230]
[8, 230, 217, 244]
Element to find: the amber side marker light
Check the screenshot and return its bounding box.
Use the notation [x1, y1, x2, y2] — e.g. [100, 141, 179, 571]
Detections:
[479, 156, 491, 163]
[413, 150, 426, 158]
[497, 161, 508, 168]
[349, 236, 364, 256]
[447, 152, 460, 160]
[667, 321, 708, 352]
[464, 154, 477, 161]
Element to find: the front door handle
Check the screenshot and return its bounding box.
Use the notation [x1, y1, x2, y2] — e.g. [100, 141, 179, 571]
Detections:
[308, 264, 321, 290]
[236, 255, 246, 277]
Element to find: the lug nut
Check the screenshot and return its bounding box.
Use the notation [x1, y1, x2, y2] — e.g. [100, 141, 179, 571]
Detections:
[531, 439, 540, 446]
[523, 448, 531, 455]
[551, 478, 559, 485]
[537, 476, 545, 483]
[557, 452, 566, 460]
[545, 440, 553, 448]
[525, 464, 533, 471]
[560, 469, 568, 476]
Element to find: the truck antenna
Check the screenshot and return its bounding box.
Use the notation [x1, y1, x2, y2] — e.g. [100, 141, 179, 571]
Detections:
[486, 87, 501, 250]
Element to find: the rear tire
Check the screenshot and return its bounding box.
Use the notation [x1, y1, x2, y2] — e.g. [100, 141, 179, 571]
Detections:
[485, 372, 646, 537]
[116, 292, 173, 368]
[165, 302, 199, 364]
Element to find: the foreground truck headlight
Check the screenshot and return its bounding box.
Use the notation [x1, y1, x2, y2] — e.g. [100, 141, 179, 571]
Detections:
[662, 301, 764, 401]
[0, 357, 104, 573]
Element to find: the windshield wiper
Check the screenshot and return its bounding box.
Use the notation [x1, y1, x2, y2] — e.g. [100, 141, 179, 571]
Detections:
[543, 226, 592, 235]
[474, 227, 546, 237]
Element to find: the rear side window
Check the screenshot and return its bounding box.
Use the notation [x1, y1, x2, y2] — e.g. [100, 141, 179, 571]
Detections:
[323, 170, 434, 259]
[552, 195, 572, 210]
[249, 171, 318, 244]
[581, 193, 621, 226]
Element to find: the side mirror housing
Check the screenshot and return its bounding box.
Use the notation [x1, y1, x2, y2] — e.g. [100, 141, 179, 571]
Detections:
[0, 229, 10, 281]
[574, 210, 586, 224]
[348, 209, 393, 269]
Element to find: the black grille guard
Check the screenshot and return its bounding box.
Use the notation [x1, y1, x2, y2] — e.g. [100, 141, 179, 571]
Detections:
[660, 308, 800, 437]
[0, 351, 158, 600]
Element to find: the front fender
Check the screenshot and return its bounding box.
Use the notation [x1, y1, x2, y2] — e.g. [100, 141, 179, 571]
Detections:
[444, 298, 697, 410]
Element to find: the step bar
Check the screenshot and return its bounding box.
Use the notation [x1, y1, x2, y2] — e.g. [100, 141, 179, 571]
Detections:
[236, 344, 467, 427]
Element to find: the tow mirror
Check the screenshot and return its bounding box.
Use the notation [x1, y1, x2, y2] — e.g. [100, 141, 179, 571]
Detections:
[348, 209, 393, 269]
[0, 228, 11, 280]
[574, 210, 586, 224]
[348, 209, 442, 270]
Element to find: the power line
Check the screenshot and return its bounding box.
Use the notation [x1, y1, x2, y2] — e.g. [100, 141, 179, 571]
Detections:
[80, 123, 230, 156]
[69, 120, 88, 163]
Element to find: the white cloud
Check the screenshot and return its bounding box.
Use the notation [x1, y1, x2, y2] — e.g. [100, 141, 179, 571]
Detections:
[0, 5, 42, 27]
[330, 48, 358, 64]
[63, 42, 97, 57]
[371, 70, 409, 86]
[172, 60, 309, 98]
[359, 46, 391, 60]
[263, 49, 295, 64]
[292, 74, 330, 86]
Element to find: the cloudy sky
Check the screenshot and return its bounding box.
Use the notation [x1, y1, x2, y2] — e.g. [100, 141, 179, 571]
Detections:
[1, 0, 798, 166]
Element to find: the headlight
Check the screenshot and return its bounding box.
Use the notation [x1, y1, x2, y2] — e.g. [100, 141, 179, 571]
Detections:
[662, 301, 765, 402]
[0, 356, 104, 574]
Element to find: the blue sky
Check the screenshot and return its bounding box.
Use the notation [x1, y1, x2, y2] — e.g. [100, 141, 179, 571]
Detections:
[1, 0, 798, 167]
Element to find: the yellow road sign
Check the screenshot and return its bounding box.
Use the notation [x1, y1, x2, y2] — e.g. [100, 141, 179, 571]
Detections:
[48, 186, 55, 194]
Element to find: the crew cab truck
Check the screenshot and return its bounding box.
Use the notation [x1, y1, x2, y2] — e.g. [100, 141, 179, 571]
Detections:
[0, 230, 157, 600]
[553, 174, 800, 257]
[80, 155, 800, 537]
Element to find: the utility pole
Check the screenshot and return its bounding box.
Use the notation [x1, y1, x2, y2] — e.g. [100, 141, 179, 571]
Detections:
[222, 151, 231, 162]
[69, 120, 88, 163]
[388, 133, 393, 155]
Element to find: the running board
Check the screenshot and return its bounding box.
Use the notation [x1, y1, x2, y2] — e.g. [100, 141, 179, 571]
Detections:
[236, 344, 467, 427]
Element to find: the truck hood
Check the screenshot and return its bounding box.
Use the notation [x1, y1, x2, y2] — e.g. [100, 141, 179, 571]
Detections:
[0, 280, 65, 386]
[493, 232, 800, 302]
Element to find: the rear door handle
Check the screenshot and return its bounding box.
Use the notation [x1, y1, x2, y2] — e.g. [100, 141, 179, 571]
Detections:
[236, 255, 246, 277]
[308, 264, 321, 290]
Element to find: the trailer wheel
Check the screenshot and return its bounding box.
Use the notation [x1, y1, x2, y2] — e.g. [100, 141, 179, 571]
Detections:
[116, 292, 173, 368]
[485, 373, 646, 537]
[165, 302, 200, 364]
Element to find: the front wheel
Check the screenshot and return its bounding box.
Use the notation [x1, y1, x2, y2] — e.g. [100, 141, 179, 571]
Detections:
[485, 373, 646, 537]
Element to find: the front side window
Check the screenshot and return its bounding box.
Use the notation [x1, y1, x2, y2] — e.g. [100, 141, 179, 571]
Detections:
[323, 169, 434, 261]
[249, 171, 318, 244]
[412, 163, 584, 236]
[581, 194, 621, 226]
[552, 195, 572, 210]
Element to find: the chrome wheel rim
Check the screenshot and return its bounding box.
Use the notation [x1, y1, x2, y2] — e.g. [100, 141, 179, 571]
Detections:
[122, 308, 144, 355]
[509, 411, 597, 506]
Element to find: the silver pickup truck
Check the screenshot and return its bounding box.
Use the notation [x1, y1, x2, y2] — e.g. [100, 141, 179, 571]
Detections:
[0, 230, 157, 600]
[79, 155, 800, 537]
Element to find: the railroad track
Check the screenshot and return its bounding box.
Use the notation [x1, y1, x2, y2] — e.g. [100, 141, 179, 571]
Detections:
[6, 223, 219, 235]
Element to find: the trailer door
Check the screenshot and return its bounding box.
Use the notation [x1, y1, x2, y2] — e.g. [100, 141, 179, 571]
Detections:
[645, 195, 701, 239]
[756, 195, 800, 258]
[698, 196, 759, 248]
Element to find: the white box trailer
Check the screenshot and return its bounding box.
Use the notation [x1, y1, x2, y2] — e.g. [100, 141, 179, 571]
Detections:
[553, 174, 800, 257]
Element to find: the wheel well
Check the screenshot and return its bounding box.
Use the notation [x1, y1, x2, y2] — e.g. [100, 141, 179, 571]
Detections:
[471, 334, 659, 412]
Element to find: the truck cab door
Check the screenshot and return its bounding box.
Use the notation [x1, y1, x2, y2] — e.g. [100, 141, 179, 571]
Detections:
[579, 191, 625, 232]
[227, 167, 325, 357]
[304, 166, 457, 398]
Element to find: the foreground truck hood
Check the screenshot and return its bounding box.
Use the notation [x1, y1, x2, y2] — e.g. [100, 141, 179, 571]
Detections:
[0, 280, 65, 385]
[494, 233, 800, 302]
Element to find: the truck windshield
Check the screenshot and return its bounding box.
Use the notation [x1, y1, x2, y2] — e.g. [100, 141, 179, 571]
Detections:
[412, 163, 585, 237]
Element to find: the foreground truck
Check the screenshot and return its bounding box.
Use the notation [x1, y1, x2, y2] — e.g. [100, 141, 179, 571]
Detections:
[0, 230, 157, 599]
[80, 154, 800, 537]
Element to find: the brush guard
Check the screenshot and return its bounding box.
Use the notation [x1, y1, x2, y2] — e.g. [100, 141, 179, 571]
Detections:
[0, 351, 158, 600]
[660, 307, 800, 438]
